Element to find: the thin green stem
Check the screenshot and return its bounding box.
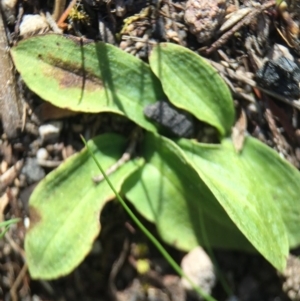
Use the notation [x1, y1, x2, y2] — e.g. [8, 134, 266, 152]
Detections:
[0, 218, 20, 239]
[81, 135, 218, 301]
[0, 218, 20, 227]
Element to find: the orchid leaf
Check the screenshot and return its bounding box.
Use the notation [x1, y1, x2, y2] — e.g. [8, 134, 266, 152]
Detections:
[25, 134, 143, 279]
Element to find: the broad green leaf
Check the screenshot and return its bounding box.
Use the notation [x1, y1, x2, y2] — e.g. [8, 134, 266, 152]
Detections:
[178, 137, 290, 271]
[149, 43, 235, 137]
[123, 133, 253, 252]
[11, 34, 164, 132]
[25, 134, 143, 280]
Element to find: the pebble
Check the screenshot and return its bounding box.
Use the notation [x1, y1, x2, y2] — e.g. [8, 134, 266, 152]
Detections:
[184, 0, 226, 43]
[24, 216, 30, 229]
[19, 14, 49, 38]
[256, 57, 300, 98]
[38, 121, 63, 142]
[267, 44, 294, 62]
[144, 101, 194, 138]
[21, 158, 45, 185]
[36, 148, 49, 161]
[181, 246, 216, 299]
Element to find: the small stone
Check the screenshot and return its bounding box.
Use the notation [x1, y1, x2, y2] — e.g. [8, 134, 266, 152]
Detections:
[39, 121, 63, 142]
[144, 101, 194, 137]
[255, 57, 300, 98]
[19, 14, 49, 38]
[267, 44, 294, 62]
[181, 246, 216, 299]
[184, 0, 226, 43]
[36, 148, 49, 161]
[24, 217, 30, 229]
[21, 158, 45, 185]
[120, 40, 129, 50]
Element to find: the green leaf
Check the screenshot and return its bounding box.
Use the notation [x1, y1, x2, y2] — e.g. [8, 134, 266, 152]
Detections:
[149, 43, 235, 137]
[178, 137, 290, 272]
[123, 133, 253, 252]
[25, 134, 142, 280]
[11, 34, 164, 132]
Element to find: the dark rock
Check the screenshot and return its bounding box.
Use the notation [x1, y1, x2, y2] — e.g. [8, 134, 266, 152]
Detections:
[144, 101, 194, 138]
[255, 57, 300, 98]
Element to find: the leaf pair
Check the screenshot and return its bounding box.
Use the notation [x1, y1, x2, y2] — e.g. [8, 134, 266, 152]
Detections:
[11, 35, 234, 136]
[10, 35, 300, 279]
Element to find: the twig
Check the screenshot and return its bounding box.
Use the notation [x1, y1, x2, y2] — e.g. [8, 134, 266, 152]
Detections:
[0, 6, 23, 138]
[207, 58, 256, 87]
[206, 0, 276, 54]
[258, 88, 300, 111]
[56, 0, 77, 28]
[108, 238, 130, 301]
[5, 232, 26, 260]
[0, 160, 23, 192]
[9, 263, 28, 301]
[14, 3, 24, 37]
[93, 129, 140, 183]
[122, 35, 157, 44]
[52, 0, 67, 21]
[44, 11, 63, 33]
[265, 108, 289, 156]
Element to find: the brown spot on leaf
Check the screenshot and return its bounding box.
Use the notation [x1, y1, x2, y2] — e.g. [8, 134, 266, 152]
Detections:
[58, 69, 103, 91]
[28, 206, 42, 231]
[43, 65, 103, 92]
[41, 54, 104, 91]
[172, 239, 178, 247]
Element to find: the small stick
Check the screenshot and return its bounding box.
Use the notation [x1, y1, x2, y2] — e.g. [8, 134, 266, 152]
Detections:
[52, 0, 67, 21]
[14, 3, 24, 37]
[206, 0, 275, 54]
[0, 6, 23, 138]
[93, 129, 141, 184]
[108, 238, 130, 301]
[0, 160, 24, 192]
[265, 108, 289, 155]
[9, 264, 28, 301]
[44, 11, 63, 33]
[121, 35, 157, 44]
[56, 0, 77, 28]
